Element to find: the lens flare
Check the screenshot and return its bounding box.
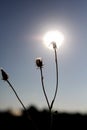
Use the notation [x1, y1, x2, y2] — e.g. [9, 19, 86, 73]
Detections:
[43, 30, 64, 49]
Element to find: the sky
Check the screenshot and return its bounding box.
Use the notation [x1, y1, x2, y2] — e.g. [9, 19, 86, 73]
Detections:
[0, 0, 87, 113]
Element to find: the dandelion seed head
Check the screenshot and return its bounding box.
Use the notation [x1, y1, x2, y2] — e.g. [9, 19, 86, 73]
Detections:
[35, 57, 43, 68]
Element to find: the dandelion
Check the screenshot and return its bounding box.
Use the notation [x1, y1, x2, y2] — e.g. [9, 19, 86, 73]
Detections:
[36, 57, 43, 68]
[51, 41, 57, 49]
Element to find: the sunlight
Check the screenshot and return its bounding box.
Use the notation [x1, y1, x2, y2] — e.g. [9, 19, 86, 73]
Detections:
[43, 30, 64, 49]
[10, 109, 22, 116]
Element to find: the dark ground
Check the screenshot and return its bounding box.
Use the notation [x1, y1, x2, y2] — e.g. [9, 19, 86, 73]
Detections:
[0, 105, 87, 130]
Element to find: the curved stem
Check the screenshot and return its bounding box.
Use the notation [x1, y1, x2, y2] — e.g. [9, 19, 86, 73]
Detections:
[51, 48, 58, 109]
[40, 67, 51, 110]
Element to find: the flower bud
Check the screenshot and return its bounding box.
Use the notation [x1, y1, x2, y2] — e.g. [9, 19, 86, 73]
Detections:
[0, 68, 9, 81]
[36, 58, 43, 68]
[51, 41, 57, 49]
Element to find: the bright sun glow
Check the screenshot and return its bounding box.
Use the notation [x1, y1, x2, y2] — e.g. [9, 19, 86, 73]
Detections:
[43, 30, 64, 49]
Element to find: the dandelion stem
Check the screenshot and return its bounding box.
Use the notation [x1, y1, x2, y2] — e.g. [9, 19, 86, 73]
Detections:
[6, 80, 27, 112]
[40, 67, 51, 110]
[6, 80, 39, 130]
[51, 48, 58, 109]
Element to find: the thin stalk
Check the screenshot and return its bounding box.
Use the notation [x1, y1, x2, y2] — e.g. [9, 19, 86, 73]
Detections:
[7, 80, 27, 112]
[40, 67, 53, 130]
[40, 67, 51, 111]
[6, 80, 32, 121]
[51, 48, 58, 110]
[49, 48, 58, 130]
[6, 80, 39, 130]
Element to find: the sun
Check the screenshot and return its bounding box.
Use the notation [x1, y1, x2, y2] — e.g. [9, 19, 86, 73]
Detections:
[43, 30, 64, 49]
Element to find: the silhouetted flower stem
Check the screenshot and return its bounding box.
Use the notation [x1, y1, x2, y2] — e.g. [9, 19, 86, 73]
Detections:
[6, 80, 27, 112]
[50, 46, 58, 130]
[40, 67, 52, 130]
[50, 47, 58, 109]
[6, 80, 32, 120]
[40, 67, 51, 110]
[6, 80, 39, 130]
[7, 80, 38, 129]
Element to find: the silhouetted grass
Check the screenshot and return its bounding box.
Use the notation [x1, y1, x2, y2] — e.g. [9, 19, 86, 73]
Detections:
[0, 105, 87, 130]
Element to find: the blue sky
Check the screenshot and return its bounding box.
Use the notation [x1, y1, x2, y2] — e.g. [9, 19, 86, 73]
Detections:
[0, 0, 87, 113]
